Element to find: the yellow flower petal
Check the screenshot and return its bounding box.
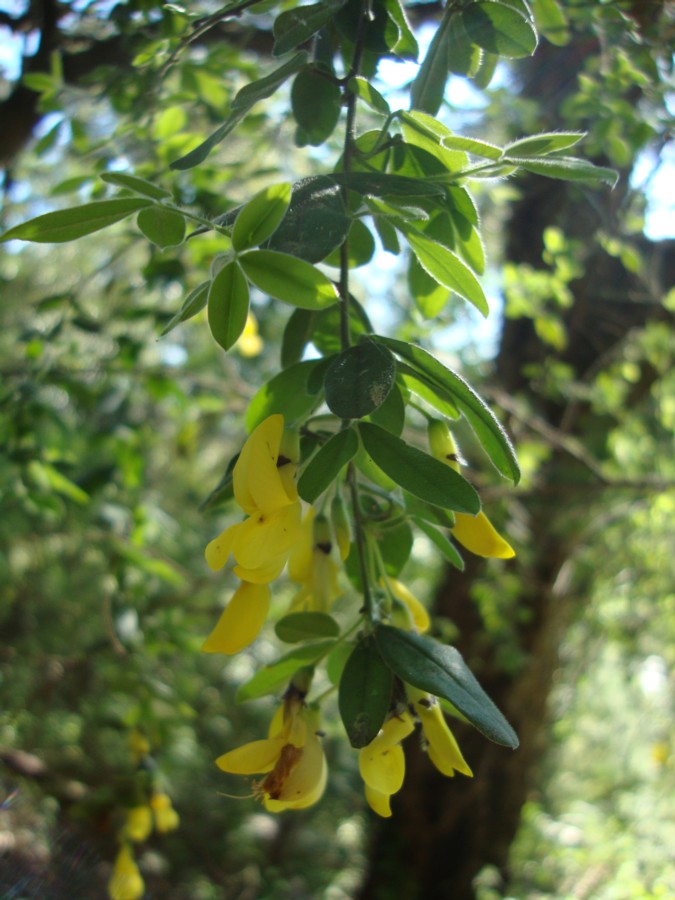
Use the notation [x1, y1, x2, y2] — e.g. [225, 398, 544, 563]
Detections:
[232, 504, 302, 570]
[264, 729, 326, 809]
[124, 806, 153, 843]
[359, 741, 405, 795]
[234, 415, 293, 516]
[287, 509, 315, 582]
[204, 522, 239, 571]
[451, 511, 515, 559]
[364, 784, 392, 817]
[387, 578, 430, 633]
[150, 793, 180, 833]
[407, 691, 473, 778]
[202, 582, 271, 654]
[108, 844, 145, 900]
[216, 737, 286, 775]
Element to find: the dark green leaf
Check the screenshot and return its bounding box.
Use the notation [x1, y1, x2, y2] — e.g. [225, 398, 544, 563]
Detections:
[275, 612, 340, 643]
[281, 308, 315, 367]
[375, 625, 519, 747]
[339, 636, 393, 748]
[160, 281, 209, 336]
[100, 172, 171, 200]
[207, 261, 250, 351]
[1, 199, 152, 243]
[325, 339, 396, 419]
[375, 516, 414, 577]
[246, 359, 324, 430]
[410, 7, 451, 114]
[266, 176, 350, 262]
[236, 640, 336, 702]
[137, 206, 186, 248]
[358, 422, 480, 513]
[447, 11, 482, 76]
[324, 219, 376, 269]
[239, 249, 338, 310]
[292, 67, 341, 146]
[382, 0, 419, 60]
[347, 76, 390, 115]
[273, 1, 346, 56]
[298, 428, 359, 503]
[374, 336, 520, 483]
[331, 172, 447, 198]
[461, 1, 538, 59]
[368, 382, 405, 435]
[232, 182, 292, 251]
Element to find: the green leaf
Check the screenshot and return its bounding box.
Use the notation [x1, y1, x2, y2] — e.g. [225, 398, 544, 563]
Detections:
[275, 612, 340, 643]
[347, 76, 390, 115]
[358, 423, 480, 513]
[160, 281, 209, 336]
[412, 517, 465, 570]
[232, 182, 292, 252]
[382, 0, 419, 60]
[368, 382, 405, 435]
[374, 626, 519, 748]
[298, 428, 359, 503]
[292, 66, 342, 146]
[326, 643, 353, 686]
[339, 636, 393, 748]
[239, 249, 338, 310]
[375, 516, 413, 577]
[410, 7, 451, 114]
[246, 359, 324, 430]
[441, 134, 503, 160]
[137, 206, 186, 248]
[447, 10, 482, 76]
[472, 50, 499, 89]
[530, 0, 569, 46]
[236, 640, 336, 702]
[325, 339, 396, 419]
[331, 172, 447, 199]
[504, 132, 584, 157]
[373, 336, 520, 483]
[399, 111, 471, 172]
[281, 308, 315, 367]
[100, 172, 171, 200]
[461, 1, 538, 59]
[273, 1, 346, 56]
[409, 256, 450, 318]
[207, 261, 250, 352]
[324, 219, 376, 269]
[404, 230, 489, 316]
[504, 155, 619, 187]
[1, 199, 152, 243]
[171, 52, 308, 169]
[265, 176, 351, 262]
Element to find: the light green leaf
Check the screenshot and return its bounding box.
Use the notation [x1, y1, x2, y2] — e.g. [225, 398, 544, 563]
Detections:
[461, 1, 538, 59]
[382, 0, 419, 60]
[399, 111, 469, 172]
[1, 199, 152, 243]
[412, 516, 465, 570]
[504, 132, 585, 157]
[339, 636, 393, 748]
[239, 249, 338, 310]
[405, 230, 489, 316]
[207, 261, 250, 351]
[331, 172, 447, 199]
[232, 182, 292, 252]
[531, 0, 569, 46]
[236, 640, 336, 702]
[347, 76, 390, 115]
[160, 281, 209, 336]
[373, 336, 520, 483]
[504, 155, 619, 187]
[325, 339, 396, 419]
[273, 0, 346, 56]
[323, 219, 376, 268]
[358, 422, 480, 513]
[137, 206, 186, 248]
[292, 66, 342, 146]
[441, 134, 503, 160]
[447, 10, 482, 76]
[375, 625, 519, 748]
[100, 172, 171, 200]
[246, 359, 325, 430]
[275, 612, 340, 643]
[298, 428, 359, 503]
[410, 6, 451, 114]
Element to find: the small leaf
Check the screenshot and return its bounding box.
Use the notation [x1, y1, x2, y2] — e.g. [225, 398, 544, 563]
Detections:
[347, 76, 390, 115]
[339, 636, 393, 748]
[504, 132, 585, 157]
[240, 249, 338, 310]
[207, 261, 250, 351]
[447, 11, 482, 76]
[412, 517, 465, 570]
[358, 422, 480, 513]
[275, 612, 340, 643]
[1, 199, 152, 243]
[331, 172, 447, 199]
[292, 67, 341, 146]
[246, 360, 324, 430]
[530, 0, 569, 46]
[375, 625, 519, 748]
[236, 640, 336, 702]
[410, 7, 451, 115]
[100, 172, 171, 200]
[298, 428, 359, 503]
[504, 155, 619, 187]
[368, 382, 405, 435]
[324, 219, 376, 269]
[137, 206, 186, 248]
[232, 182, 292, 252]
[373, 336, 520, 483]
[273, 0, 346, 56]
[325, 339, 396, 419]
[160, 281, 209, 336]
[281, 308, 315, 367]
[405, 230, 489, 316]
[461, 1, 538, 59]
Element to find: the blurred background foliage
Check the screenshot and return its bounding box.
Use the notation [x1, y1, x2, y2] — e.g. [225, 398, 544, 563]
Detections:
[0, 1, 673, 898]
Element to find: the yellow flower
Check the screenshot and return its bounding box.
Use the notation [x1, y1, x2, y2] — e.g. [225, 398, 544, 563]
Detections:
[150, 792, 180, 833]
[123, 805, 153, 843]
[128, 730, 150, 764]
[359, 711, 415, 818]
[288, 509, 342, 613]
[236, 311, 263, 357]
[427, 419, 515, 559]
[202, 580, 271, 655]
[384, 577, 430, 633]
[108, 843, 144, 900]
[216, 691, 327, 812]
[205, 414, 302, 583]
[406, 687, 473, 778]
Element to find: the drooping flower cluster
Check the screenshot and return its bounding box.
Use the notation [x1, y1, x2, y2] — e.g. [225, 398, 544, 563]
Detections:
[359, 686, 473, 818]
